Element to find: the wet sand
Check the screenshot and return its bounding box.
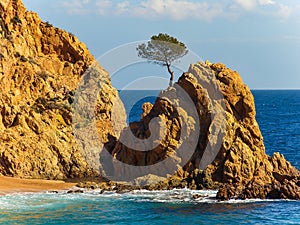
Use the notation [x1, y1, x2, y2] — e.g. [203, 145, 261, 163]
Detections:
[0, 176, 76, 195]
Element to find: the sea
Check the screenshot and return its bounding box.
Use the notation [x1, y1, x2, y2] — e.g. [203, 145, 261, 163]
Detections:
[0, 90, 299, 224]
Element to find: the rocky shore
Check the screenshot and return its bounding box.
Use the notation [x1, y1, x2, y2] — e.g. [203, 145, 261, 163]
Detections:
[0, 0, 299, 200]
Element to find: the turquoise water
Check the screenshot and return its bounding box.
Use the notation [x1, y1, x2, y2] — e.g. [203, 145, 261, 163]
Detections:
[0, 190, 299, 224]
[0, 90, 299, 224]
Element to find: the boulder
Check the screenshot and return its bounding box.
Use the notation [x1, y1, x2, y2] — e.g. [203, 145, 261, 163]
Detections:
[0, 0, 126, 179]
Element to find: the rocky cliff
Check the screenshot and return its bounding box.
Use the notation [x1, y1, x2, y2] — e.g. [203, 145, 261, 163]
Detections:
[205, 63, 300, 200]
[0, 0, 125, 179]
[106, 62, 300, 200]
[1, 0, 299, 200]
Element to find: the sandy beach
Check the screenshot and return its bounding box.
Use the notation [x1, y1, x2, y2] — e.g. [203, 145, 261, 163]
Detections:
[0, 176, 76, 195]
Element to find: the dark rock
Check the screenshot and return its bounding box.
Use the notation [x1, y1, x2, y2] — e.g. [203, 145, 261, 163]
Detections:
[192, 194, 201, 200]
[267, 189, 281, 199]
[67, 189, 84, 194]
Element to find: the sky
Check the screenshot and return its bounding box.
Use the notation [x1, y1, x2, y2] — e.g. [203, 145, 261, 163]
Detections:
[22, 0, 300, 89]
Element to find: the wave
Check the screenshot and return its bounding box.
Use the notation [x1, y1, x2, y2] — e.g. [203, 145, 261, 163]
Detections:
[0, 188, 293, 207]
[94, 189, 294, 204]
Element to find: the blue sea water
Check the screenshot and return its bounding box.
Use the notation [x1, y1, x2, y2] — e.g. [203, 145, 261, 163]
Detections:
[252, 90, 300, 170]
[0, 90, 299, 224]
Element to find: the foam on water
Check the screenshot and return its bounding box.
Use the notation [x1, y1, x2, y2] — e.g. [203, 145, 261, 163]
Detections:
[0, 188, 299, 224]
[0, 188, 291, 210]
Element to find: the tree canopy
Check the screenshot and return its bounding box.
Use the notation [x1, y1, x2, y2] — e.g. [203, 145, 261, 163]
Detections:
[137, 33, 188, 86]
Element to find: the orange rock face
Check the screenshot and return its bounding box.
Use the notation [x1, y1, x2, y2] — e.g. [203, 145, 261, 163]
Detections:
[106, 62, 300, 199]
[0, 0, 125, 179]
[208, 63, 299, 199]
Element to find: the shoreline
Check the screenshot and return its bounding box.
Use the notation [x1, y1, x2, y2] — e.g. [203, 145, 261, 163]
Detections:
[0, 176, 76, 195]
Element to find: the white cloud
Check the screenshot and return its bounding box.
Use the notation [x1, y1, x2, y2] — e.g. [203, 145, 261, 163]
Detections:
[234, 0, 257, 10]
[62, 0, 91, 15]
[129, 0, 223, 21]
[233, 0, 275, 10]
[277, 3, 293, 18]
[258, 0, 275, 5]
[60, 0, 223, 21]
[95, 0, 112, 15]
[116, 1, 130, 15]
[258, 0, 275, 6]
[60, 0, 300, 21]
[262, 2, 300, 21]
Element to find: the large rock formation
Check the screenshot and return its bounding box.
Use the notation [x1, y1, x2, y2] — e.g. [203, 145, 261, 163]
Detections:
[1, 0, 299, 200]
[204, 63, 300, 200]
[105, 62, 300, 200]
[0, 0, 125, 179]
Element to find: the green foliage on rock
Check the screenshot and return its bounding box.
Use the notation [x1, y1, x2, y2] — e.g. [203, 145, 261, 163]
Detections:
[137, 33, 188, 86]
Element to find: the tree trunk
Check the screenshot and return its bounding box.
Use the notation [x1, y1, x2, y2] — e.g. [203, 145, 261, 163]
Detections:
[166, 63, 174, 87]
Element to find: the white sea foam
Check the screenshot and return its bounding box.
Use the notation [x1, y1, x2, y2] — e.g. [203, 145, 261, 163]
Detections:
[0, 188, 292, 210]
[74, 188, 293, 204]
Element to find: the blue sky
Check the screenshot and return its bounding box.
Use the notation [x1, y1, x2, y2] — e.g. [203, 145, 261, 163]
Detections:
[22, 0, 300, 89]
